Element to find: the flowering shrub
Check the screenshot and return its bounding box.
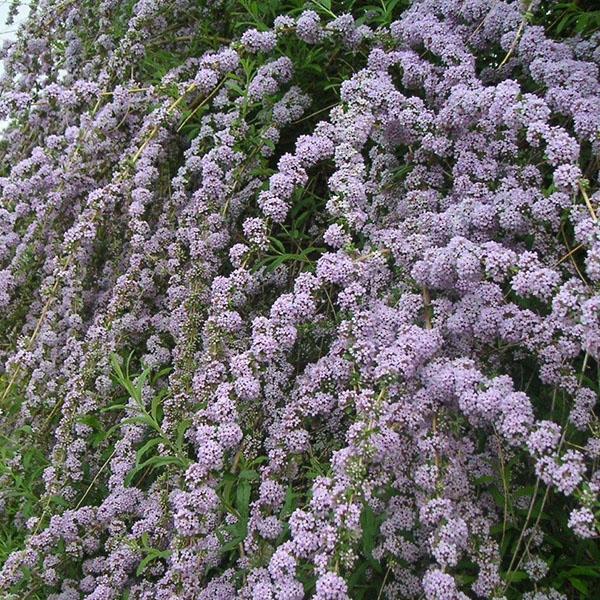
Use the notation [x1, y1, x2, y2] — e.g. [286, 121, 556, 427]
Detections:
[0, 0, 599, 598]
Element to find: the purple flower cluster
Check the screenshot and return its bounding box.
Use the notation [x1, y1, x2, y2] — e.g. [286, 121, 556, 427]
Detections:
[0, 0, 599, 599]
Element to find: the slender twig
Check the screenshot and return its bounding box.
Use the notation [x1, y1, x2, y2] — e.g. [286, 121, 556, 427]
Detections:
[498, 1, 533, 69]
[131, 82, 198, 163]
[554, 243, 584, 266]
[291, 102, 339, 125]
[74, 447, 118, 510]
[496, 432, 511, 553]
[561, 227, 590, 288]
[579, 180, 598, 223]
[176, 77, 227, 133]
[376, 565, 392, 600]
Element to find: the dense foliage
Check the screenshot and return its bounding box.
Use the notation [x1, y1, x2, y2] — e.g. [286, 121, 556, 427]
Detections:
[0, 0, 599, 598]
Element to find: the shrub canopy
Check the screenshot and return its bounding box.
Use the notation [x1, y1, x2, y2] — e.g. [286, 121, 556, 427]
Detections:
[0, 1, 599, 598]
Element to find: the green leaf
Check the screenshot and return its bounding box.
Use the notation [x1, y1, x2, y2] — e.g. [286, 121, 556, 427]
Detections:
[474, 474, 495, 486]
[556, 13, 576, 34]
[110, 353, 126, 385]
[125, 455, 186, 486]
[268, 236, 286, 254]
[236, 479, 252, 519]
[134, 366, 152, 402]
[503, 570, 528, 583]
[135, 437, 162, 464]
[175, 418, 192, 453]
[136, 548, 171, 576]
[140, 454, 185, 471]
[488, 486, 506, 509]
[280, 484, 297, 518]
[361, 504, 379, 559]
[348, 561, 370, 590]
[152, 366, 172, 383]
[49, 495, 70, 508]
[220, 529, 245, 552]
[383, 0, 406, 17]
[569, 577, 589, 594]
[100, 403, 128, 413]
[150, 389, 168, 422]
[122, 414, 162, 433]
[565, 565, 600, 577]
